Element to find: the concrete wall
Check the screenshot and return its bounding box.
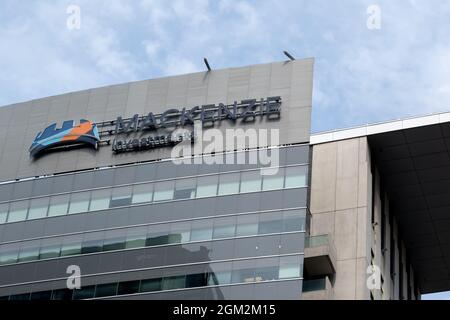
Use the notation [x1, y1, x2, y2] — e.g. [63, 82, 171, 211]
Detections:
[310, 137, 418, 300]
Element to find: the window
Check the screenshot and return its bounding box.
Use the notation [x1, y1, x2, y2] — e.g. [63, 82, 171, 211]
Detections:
[196, 175, 218, 198]
[48, 195, 69, 217]
[60, 236, 82, 256]
[140, 278, 162, 293]
[255, 258, 279, 281]
[89, 189, 111, 211]
[30, 291, 52, 300]
[81, 233, 104, 254]
[213, 217, 236, 239]
[0, 243, 20, 265]
[7, 200, 29, 223]
[153, 181, 174, 202]
[208, 263, 232, 285]
[117, 281, 140, 295]
[95, 283, 118, 298]
[110, 186, 132, 208]
[17, 241, 40, 262]
[39, 238, 61, 259]
[285, 166, 308, 188]
[174, 178, 196, 200]
[10, 293, 30, 301]
[162, 275, 185, 290]
[190, 220, 213, 242]
[170, 222, 191, 243]
[186, 273, 208, 288]
[279, 256, 301, 279]
[103, 230, 126, 251]
[262, 167, 285, 191]
[28, 197, 49, 219]
[146, 225, 170, 246]
[125, 227, 147, 249]
[240, 171, 262, 193]
[68, 192, 90, 214]
[258, 212, 283, 235]
[232, 260, 255, 283]
[51, 289, 73, 300]
[283, 210, 306, 232]
[236, 215, 258, 237]
[218, 173, 240, 195]
[132, 183, 153, 204]
[0, 203, 8, 224]
[73, 286, 95, 300]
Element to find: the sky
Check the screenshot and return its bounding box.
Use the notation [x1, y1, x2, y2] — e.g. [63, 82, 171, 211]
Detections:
[0, 0, 449, 299]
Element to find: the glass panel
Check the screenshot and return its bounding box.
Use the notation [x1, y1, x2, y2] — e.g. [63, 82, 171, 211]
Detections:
[231, 260, 255, 283]
[48, 195, 69, 217]
[0, 243, 20, 265]
[174, 178, 196, 200]
[73, 286, 95, 300]
[236, 214, 258, 237]
[18, 241, 40, 262]
[28, 197, 49, 219]
[279, 256, 301, 279]
[30, 291, 52, 300]
[218, 173, 240, 196]
[255, 258, 279, 282]
[7, 200, 29, 223]
[283, 209, 306, 232]
[285, 166, 308, 188]
[81, 232, 104, 254]
[213, 217, 236, 239]
[125, 226, 147, 249]
[132, 183, 153, 204]
[140, 278, 162, 293]
[240, 171, 262, 193]
[10, 293, 30, 301]
[60, 235, 82, 256]
[146, 224, 170, 246]
[196, 175, 218, 198]
[89, 189, 111, 211]
[0, 203, 8, 224]
[262, 167, 285, 191]
[186, 273, 208, 288]
[153, 181, 174, 202]
[51, 289, 73, 300]
[103, 229, 126, 251]
[39, 237, 61, 259]
[190, 220, 213, 242]
[110, 186, 132, 208]
[162, 275, 185, 290]
[68, 192, 90, 214]
[170, 222, 191, 244]
[95, 283, 118, 298]
[117, 280, 140, 295]
[258, 212, 283, 234]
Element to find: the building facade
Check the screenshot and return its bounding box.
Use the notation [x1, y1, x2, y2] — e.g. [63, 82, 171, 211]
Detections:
[0, 58, 448, 300]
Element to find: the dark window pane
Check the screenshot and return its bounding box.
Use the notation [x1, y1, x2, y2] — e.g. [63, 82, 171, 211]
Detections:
[186, 273, 208, 288]
[162, 276, 186, 290]
[9, 293, 30, 300]
[117, 281, 140, 295]
[140, 278, 162, 293]
[73, 286, 95, 300]
[81, 240, 104, 254]
[51, 289, 73, 300]
[0, 296, 9, 300]
[103, 231, 126, 251]
[30, 291, 52, 300]
[146, 234, 169, 246]
[95, 283, 118, 298]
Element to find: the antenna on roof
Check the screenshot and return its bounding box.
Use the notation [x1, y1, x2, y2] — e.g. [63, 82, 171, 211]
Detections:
[203, 58, 212, 71]
[283, 51, 296, 61]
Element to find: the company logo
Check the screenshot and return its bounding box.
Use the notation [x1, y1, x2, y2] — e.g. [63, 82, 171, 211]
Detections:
[30, 119, 100, 158]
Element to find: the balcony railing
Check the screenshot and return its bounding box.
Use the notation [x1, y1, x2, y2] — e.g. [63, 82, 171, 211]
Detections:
[305, 235, 330, 248]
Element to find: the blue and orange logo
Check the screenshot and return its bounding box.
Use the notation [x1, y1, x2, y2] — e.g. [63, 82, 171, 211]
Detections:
[30, 119, 100, 157]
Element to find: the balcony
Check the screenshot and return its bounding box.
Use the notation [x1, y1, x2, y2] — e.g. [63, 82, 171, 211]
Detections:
[303, 234, 336, 277]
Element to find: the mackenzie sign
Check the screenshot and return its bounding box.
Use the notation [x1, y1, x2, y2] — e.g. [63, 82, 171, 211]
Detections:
[30, 96, 281, 158]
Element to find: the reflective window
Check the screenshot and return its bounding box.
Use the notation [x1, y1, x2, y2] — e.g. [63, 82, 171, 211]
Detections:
[196, 175, 218, 198]
[81, 233, 104, 254]
[103, 230, 126, 251]
[68, 192, 90, 214]
[110, 186, 132, 208]
[213, 217, 236, 239]
[51, 289, 73, 300]
[285, 166, 308, 188]
[89, 189, 111, 211]
[170, 222, 191, 243]
[231, 260, 256, 283]
[0, 203, 8, 224]
[240, 171, 262, 193]
[18, 241, 40, 262]
[60, 235, 82, 257]
[153, 181, 174, 202]
[186, 273, 208, 288]
[174, 178, 196, 200]
[39, 238, 61, 259]
[30, 291, 52, 300]
[279, 256, 301, 279]
[258, 212, 283, 234]
[73, 286, 95, 300]
[218, 173, 240, 196]
[131, 183, 153, 204]
[48, 195, 69, 217]
[162, 275, 185, 290]
[125, 227, 147, 249]
[0, 243, 20, 265]
[117, 281, 140, 295]
[236, 215, 258, 237]
[208, 262, 232, 285]
[7, 200, 28, 223]
[283, 210, 306, 232]
[190, 220, 213, 242]
[95, 283, 118, 298]
[140, 278, 162, 293]
[146, 224, 170, 246]
[255, 257, 279, 282]
[28, 198, 49, 219]
[262, 167, 285, 191]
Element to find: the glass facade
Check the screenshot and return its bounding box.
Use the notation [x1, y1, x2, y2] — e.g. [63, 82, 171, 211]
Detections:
[0, 145, 310, 300]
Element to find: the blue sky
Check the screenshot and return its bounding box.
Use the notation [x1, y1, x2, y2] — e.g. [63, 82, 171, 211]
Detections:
[0, 0, 449, 299]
